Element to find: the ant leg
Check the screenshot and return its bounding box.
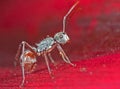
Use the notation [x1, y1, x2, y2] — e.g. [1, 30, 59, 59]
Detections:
[43, 52, 52, 75]
[15, 43, 22, 66]
[57, 44, 75, 66]
[21, 41, 37, 56]
[20, 62, 25, 87]
[15, 41, 37, 86]
[48, 53, 56, 66]
[15, 41, 37, 63]
[20, 41, 26, 87]
[15, 43, 22, 61]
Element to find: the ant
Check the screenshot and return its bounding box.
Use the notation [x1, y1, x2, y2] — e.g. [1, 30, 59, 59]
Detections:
[15, 1, 79, 86]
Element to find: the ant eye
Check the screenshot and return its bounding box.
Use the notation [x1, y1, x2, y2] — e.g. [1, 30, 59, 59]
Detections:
[59, 35, 63, 39]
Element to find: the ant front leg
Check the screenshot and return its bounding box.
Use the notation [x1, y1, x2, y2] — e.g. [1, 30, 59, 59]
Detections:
[57, 44, 75, 66]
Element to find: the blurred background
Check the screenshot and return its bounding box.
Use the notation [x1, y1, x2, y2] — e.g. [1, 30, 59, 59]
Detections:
[0, 0, 120, 67]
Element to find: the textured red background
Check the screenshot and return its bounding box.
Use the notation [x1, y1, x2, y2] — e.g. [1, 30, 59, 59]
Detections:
[0, 0, 120, 89]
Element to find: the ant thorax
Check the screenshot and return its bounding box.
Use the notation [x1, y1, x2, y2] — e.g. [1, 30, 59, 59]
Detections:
[36, 37, 55, 52]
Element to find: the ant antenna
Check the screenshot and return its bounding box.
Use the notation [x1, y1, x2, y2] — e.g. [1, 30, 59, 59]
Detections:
[63, 1, 79, 33]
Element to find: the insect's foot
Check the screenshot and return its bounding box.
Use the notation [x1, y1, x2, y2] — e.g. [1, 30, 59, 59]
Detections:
[73, 64, 77, 67]
[53, 63, 58, 69]
[19, 78, 25, 87]
[19, 83, 24, 88]
[54, 63, 57, 66]
[55, 66, 58, 69]
[50, 73, 54, 79]
[70, 62, 76, 67]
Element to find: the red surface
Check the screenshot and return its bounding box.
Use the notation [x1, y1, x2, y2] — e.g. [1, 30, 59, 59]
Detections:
[0, 0, 120, 89]
[0, 52, 120, 89]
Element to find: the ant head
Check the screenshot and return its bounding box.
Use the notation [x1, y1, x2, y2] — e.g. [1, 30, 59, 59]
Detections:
[54, 32, 70, 44]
